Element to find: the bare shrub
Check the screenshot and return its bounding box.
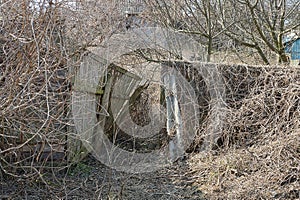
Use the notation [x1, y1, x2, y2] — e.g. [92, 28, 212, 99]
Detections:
[190, 64, 300, 199]
[0, 0, 122, 175]
[0, 0, 69, 175]
[0, 1, 299, 199]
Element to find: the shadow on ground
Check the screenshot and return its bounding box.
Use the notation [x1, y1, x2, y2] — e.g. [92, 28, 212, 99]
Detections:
[0, 154, 205, 200]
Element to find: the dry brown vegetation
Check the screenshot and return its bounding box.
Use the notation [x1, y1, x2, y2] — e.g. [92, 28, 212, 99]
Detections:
[0, 1, 299, 200]
[0, 0, 70, 173]
[189, 64, 300, 199]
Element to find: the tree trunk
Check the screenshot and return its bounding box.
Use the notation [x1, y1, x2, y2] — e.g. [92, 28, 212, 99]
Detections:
[256, 45, 270, 65]
[278, 51, 289, 64]
[207, 37, 213, 62]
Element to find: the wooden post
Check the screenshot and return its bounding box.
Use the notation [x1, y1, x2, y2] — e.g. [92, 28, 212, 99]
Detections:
[162, 68, 184, 161]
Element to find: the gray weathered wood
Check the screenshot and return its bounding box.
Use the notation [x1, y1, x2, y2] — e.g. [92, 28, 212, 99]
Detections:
[163, 72, 183, 161]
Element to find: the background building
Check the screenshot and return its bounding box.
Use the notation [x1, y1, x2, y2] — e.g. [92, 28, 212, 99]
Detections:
[285, 33, 300, 65]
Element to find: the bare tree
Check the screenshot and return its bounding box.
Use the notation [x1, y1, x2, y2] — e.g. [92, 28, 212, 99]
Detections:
[145, 0, 300, 65]
[219, 0, 300, 64]
[145, 0, 226, 62]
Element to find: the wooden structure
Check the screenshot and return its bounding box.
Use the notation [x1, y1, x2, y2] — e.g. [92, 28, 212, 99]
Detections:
[70, 27, 210, 166]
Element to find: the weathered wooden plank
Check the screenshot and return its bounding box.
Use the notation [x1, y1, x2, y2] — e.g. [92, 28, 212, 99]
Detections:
[69, 53, 106, 162]
[163, 72, 184, 161]
[73, 79, 104, 95]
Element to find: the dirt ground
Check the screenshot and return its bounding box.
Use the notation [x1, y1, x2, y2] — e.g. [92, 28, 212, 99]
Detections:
[0, 154, 205, 200]
[1, 142, 299, 200]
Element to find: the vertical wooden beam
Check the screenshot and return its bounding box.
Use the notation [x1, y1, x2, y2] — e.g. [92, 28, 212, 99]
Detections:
[162, 67, 184, 161]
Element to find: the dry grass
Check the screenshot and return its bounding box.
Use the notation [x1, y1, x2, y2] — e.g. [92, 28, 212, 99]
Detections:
[189, 131, 299, 199]
[188, 64, 300, 199]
